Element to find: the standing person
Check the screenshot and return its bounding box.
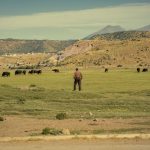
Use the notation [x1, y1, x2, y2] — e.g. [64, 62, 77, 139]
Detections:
[73, 68, 83, 91]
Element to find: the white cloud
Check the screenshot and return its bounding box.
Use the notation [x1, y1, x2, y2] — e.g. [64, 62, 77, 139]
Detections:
[0, 3, 150, 30]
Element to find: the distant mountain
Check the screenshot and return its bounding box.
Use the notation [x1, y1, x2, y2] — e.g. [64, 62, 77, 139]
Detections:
[137, 25, 150, 31]
[89, 31, 150, 40]
[84, 25, 125, 39]
[0, 39, 77, 55]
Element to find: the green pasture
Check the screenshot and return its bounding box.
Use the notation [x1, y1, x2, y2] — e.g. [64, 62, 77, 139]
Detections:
[0, 69, 150, 119]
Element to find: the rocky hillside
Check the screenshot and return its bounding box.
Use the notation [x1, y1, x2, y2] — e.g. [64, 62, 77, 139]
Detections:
[59, 31, 150, 68]
[0, 39, 77, 55]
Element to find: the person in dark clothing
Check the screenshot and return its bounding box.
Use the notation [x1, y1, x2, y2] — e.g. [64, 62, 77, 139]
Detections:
[73, 68, 83, 91]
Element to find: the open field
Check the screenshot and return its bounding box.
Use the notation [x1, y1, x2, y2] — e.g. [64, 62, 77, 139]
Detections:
[0, 68, 150, 136]
[0, 68, 150, 118]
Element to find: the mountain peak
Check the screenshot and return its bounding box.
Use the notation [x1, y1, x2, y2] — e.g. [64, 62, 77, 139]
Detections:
[137, 24, 150, 31]
[105, 25, 121, 28]
[100, 25, 125, 34]
[84, 25, 125, 39]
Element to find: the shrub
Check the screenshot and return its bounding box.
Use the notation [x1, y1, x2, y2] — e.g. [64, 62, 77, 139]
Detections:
[0, 116, 4, 121]
[42, 127, 50, 135]
[117, 65, 123, 67]
[29, 84, 36, 87]
[42, 128, 62, 135]
[17, 97, 26, 104]
[56, 113, 67, 120]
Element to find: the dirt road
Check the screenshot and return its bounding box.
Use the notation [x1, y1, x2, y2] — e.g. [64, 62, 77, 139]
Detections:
[0, 116, 150, 137]
[0, 140, 150, 150]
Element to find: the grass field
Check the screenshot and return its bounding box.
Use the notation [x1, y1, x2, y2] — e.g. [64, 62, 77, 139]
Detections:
[0, 68, 150, 119]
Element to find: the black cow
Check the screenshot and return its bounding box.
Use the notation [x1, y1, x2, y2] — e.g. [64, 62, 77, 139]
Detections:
[137, 68, 140, 73]
[15, 70, 22, 75]
[105, 68, 108, 72]
[34, 70, 42, 74]
[22, 70, 26, 75]
[15, 70, 26, 75]
[28, 69, 42, 74]
[2, 72, 10, 77]
[28, 70, 34, 74]
[142, 68, 148, 72]
[52, 69, 59, 73]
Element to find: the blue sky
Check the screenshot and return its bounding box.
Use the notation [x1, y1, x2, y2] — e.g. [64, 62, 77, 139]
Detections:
[0, 0, 150, 39]
[0, 0, 149, 16]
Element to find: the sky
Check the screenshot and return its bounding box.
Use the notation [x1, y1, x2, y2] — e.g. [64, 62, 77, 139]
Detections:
[0, 0, 150, 40]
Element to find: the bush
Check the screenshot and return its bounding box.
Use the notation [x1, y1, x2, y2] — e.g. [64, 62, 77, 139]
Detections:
[56, 113, 67, 120]
[42, 127, 50, 135]
[0, 116, 4, 121]
[42, 128, 62, 135]
[117, 65, 123, 68]
[17, 97, 26, 104]
[29, 84, 36, 87]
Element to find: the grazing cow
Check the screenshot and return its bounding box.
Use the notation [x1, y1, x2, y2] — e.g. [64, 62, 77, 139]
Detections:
[142, 68, 148, 72]
[15, 70, 22, 75]
[28, 70, 34, 74]
[105, 68, 108, 72]
[15, 70, 26, 75]
[2, 72, 10, 77]
[52, 69, 59, 73]
[35, 70, 42, 74]
[28, 69, 42, 74]
[137, 68, 140, 73]
[22, 70, 26, 75]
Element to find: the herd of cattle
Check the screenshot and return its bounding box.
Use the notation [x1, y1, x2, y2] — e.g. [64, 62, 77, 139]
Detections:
[1, 68, 149, 77]
[104, 68, 148, 72]
[1, 69, 60, 77]
[136, 68, 148, 72]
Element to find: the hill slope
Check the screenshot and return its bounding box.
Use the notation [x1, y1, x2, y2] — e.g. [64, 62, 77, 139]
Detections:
[0, 39, 77, 55]
[59, 31, 150, 68]
[0, 31, 150, 68]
